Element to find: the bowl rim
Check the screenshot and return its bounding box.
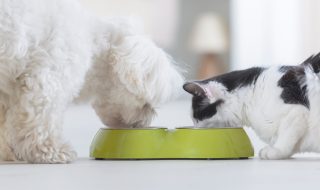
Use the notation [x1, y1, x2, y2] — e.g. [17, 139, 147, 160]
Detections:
[175, 126, 242, 129]
[100, 127, 168, 130]
[100, 126, 243, 130]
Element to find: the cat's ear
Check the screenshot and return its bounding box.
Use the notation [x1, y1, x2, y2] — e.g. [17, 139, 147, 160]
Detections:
[183, 82, 206, 97]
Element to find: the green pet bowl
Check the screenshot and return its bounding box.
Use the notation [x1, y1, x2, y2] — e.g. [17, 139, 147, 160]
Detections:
[90, 127, 254, 159]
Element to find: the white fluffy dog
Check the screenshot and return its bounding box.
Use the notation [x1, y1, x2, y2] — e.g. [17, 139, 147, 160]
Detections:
[0, 0, 183, 163]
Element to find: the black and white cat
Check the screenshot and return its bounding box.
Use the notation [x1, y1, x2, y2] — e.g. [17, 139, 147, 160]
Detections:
[183, 53, 320, 159]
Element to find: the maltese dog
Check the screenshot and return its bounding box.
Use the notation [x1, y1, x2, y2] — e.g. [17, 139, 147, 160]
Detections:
[0, 0, 183, 163]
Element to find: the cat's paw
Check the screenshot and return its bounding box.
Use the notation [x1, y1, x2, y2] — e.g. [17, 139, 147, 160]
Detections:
[259, 146, 290, 160]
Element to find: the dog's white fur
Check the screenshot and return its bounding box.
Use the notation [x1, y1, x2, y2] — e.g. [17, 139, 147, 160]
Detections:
[0, 0, 183, 163]
[188, 66, 320, 159]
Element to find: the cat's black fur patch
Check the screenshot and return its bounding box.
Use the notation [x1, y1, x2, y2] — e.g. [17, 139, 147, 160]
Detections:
[301, 52, 320, 73]
[278, 66, 309, 108]
[279, 65, 295, 73]
[200, 67, 265, 91]
[192, 97, 224, 121]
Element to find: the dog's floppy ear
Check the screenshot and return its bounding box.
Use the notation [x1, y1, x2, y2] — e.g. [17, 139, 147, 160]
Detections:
[183, 82, 206, 97]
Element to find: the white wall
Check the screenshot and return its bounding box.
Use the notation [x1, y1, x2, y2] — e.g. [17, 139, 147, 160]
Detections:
[231, 0, 320, 69]
[79, 0, 179, 48]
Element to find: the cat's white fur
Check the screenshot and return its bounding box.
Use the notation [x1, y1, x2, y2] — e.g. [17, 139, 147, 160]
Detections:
[192, 66, 320, 159]
[0, 0, 183, 163]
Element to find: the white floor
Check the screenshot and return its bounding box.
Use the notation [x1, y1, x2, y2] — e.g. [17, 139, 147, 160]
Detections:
[1, 99, 320, 190]
[1, 158, 320, 190]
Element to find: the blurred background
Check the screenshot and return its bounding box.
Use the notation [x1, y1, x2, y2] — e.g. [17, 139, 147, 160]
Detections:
[81, 0, 320, 79]
[64, 0, 320, 157]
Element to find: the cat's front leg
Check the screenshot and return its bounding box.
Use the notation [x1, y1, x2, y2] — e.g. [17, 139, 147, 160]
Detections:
[259, 108, 307, 160]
